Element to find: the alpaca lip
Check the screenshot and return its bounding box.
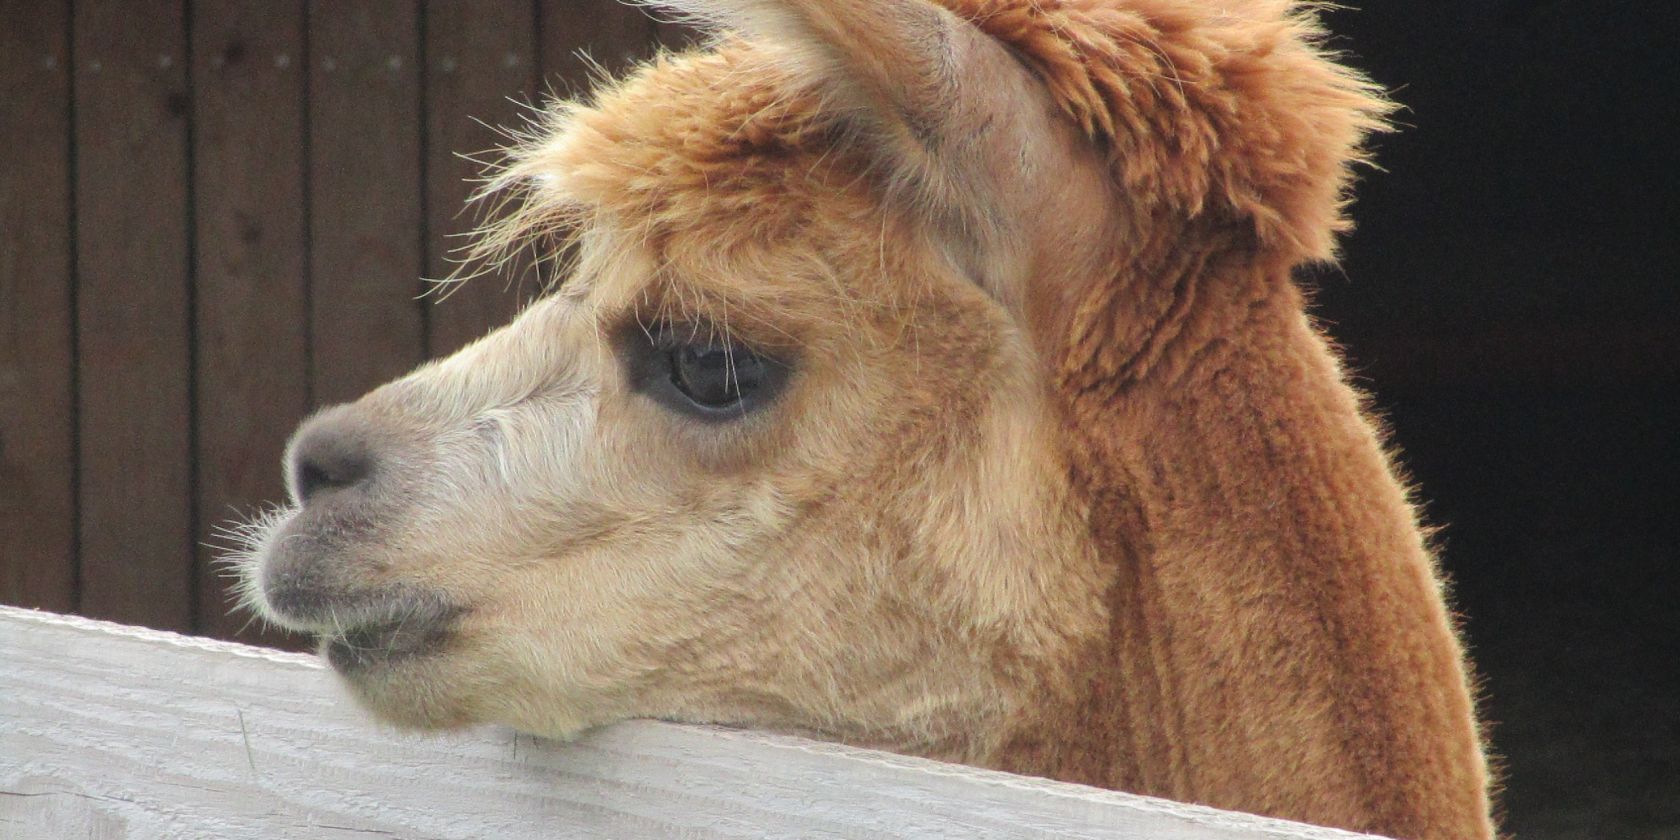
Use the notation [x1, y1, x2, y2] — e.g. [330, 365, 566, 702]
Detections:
[321, 599, 464, 673]
[262, 579, 454, 631]
[256, 578, 463, 671]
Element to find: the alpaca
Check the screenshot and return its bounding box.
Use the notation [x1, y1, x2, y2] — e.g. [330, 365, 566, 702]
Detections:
[233, 1, 1495, 836]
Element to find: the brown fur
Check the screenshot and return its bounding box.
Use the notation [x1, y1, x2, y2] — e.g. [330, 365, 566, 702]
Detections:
[235, 2, 1494, 837]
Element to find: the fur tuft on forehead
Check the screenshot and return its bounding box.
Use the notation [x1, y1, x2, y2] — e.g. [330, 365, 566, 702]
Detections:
[461, 0, 1391, 288]
[457, 43, 851, 285]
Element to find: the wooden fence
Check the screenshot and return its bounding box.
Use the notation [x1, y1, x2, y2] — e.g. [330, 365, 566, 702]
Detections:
[0, 605, 1384, 839]
[0, 0, 692, 648]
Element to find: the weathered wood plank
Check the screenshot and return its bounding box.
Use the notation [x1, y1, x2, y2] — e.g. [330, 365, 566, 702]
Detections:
[190, 0, 312, 649]
[0, 606, 1384, 840]
[422, 0, 539, 358]
[71, 0, 194, 632]
[0, 0, 76, 614]
[307, 0, 425, 407]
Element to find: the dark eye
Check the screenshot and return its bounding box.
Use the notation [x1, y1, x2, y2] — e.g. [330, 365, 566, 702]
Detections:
[670, 343, 767, 409]
[622, 325, 790, 421]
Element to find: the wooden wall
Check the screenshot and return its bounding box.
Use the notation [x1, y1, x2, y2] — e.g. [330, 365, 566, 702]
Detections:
[0, 0, 687, 648]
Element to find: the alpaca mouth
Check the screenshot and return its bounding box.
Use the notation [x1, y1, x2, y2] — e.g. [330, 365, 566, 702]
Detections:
[259, 580, 464, 673]
[322, 602, 463, 673]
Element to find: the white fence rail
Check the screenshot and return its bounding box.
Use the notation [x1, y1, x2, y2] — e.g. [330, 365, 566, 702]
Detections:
[0, 605, 1381, 839]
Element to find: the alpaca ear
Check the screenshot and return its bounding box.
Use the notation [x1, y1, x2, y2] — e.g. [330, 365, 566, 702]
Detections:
[654, 0, 1064, 292]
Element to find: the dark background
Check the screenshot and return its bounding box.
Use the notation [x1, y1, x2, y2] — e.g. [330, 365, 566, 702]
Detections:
[1, 2, 1675, 837]
[1317, 3, 1678, 836]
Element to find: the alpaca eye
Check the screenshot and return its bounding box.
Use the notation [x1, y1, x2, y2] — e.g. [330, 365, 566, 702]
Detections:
[670, 343, 767, 409]
[621, 325, 790, 422]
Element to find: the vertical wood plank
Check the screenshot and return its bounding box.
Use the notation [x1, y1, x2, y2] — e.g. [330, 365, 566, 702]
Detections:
[522, 0, 658, 305]
[0, 0, 76, 613]
[422, 0, 538, 358]
[72, 0, 193, 631]
[308, 0, 424, 407]
[537, 0, 657, 101]
[191, 0, 310, 648]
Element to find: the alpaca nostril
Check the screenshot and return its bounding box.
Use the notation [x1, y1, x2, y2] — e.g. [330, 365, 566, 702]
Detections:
[289, 422, 376, 505]
[295, 455, 368, 503]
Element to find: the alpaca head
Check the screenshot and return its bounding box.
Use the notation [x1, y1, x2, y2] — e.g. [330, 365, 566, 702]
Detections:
[234, 0, 1385, 759]
[236, 11, 1121, 752]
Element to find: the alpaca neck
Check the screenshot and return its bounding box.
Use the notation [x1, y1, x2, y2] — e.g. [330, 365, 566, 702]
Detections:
[1006, 237, 1493, 839]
